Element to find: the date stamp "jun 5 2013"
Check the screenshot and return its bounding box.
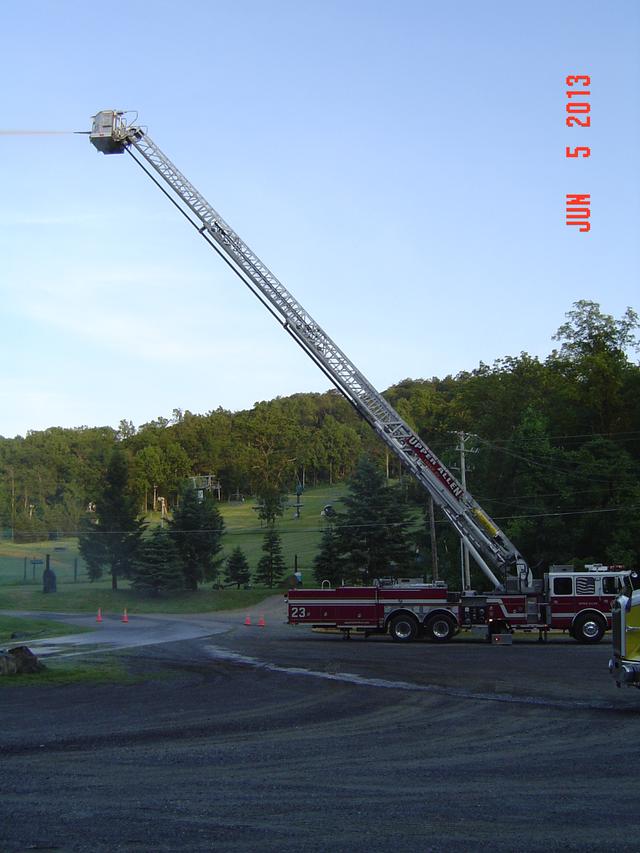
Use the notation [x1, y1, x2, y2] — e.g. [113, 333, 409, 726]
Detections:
[565, 74, 591, 233]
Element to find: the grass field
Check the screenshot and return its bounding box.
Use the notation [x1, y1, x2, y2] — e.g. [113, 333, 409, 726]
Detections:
[0, 615, 93, 643]
[0, 658, 139, 688]
[0, 484, 348, 614]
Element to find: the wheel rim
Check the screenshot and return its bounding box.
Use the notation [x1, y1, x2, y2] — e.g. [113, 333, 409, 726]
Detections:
[581, 620, 600, 639]
[431, 619, 451, 640]
[394, 620, 414, 640]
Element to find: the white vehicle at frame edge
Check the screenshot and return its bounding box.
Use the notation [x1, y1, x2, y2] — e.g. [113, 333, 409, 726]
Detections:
[88, 110, 631, 649]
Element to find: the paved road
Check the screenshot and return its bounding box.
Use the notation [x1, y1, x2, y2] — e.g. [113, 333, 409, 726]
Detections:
[2, 600, 640, 852]
[17, 597, 636, 710]
[2, 608, 232, 657]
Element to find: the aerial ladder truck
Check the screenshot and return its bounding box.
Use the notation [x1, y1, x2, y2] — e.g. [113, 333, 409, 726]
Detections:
[89, 110, 627, 645]
[89, 109, 529, 591]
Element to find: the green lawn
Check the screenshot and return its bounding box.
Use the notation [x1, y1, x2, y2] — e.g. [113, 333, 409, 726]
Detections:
[0, 484, 348, 614]
[0, 615, 92, 643]
[217, 482, 347, 570]
[0, 583, 281, 614]
[0, 658, 140, 688]
[0, 539, 87, 586]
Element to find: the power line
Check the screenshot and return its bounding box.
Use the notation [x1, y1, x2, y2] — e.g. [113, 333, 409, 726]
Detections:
[147, 501, 640, 533]
[491, 505, 640, 521]
[472, 436, 639, 484]
[482, 429, 640, 443]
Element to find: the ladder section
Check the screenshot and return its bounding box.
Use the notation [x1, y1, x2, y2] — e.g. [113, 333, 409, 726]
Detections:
[102, 118, 526, 589]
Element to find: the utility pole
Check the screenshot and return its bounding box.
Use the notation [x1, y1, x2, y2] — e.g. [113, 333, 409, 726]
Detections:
[458, 431, 472, 590]
[428, 497, 439, 581]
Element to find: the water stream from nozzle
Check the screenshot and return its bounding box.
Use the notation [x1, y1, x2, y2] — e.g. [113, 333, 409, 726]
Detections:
[0, 130, 85, 135]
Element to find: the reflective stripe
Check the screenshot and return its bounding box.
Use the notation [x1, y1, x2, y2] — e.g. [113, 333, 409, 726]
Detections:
[290, 598, 447, 606]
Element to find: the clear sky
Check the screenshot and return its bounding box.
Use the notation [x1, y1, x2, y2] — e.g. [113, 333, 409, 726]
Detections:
[1, 0, 638, 437]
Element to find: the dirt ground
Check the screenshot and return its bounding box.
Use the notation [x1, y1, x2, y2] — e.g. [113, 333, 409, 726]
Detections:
[2, 606, 640, 852]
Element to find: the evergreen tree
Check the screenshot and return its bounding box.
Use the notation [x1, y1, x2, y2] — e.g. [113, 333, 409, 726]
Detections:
[130, 526, 183, 594]
[224, 546, 252, 589]
[78, 449, 145, 591]
[170, 482, 225, 590]
[255, 526, 286, 588]
[313, 522, 344, 586]
[338, 455, 416, 584]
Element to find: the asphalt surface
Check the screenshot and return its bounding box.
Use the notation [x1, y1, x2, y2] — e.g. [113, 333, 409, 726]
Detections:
[2, 598, 640, 852]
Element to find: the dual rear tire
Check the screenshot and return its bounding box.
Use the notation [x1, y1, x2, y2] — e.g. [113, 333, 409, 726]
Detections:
[388, 612, 456, 643]
[424, 612, 456, 642]
[388, 613, 419, 643]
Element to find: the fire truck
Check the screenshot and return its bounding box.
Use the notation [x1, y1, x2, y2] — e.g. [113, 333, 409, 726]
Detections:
[88, 111, 627, 645]
[288, 565, 628, 644]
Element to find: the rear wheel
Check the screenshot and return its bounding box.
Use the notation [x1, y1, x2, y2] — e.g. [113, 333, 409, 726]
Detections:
[389, 614, 419, 643]
[572, 613, 606, 644]
[424, 612, 456, 643]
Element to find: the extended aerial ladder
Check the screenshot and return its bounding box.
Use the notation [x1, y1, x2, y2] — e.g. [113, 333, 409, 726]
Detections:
[89, 109, 531, 592]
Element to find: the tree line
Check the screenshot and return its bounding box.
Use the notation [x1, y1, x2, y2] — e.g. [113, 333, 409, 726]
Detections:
[1, 301, 639, 579]
[77, 448, 290, 593]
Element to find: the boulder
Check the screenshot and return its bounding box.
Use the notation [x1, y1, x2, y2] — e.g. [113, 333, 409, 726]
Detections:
[0, 646, 45, 676]
[0, 654, 18, 676]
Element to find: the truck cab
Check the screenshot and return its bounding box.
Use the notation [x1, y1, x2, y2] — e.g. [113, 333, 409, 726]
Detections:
[545, 565, 628, 642]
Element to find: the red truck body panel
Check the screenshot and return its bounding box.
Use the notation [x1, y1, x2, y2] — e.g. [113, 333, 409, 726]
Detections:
[287, 584, 451, 631]
[287, 569, 629, 641]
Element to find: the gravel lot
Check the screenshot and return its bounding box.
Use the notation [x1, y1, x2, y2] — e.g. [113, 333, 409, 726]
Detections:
[2, 602, 639, 852]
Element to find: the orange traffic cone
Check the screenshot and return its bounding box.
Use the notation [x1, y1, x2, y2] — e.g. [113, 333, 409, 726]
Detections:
[121, 608, 129, 623]
[258, 615, 266, 628]
[244, 615, 252, 626]
[96, 607, 103, 623]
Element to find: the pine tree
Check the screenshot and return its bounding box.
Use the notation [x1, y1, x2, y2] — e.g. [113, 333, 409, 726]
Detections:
[78, 449, 145, 591]
[170, 482, 225, 590]
[224, 546, 252, 589]
[255, 526, 286, 588]
[313, 522, 344, 586]
[130, 526, 183, 594]
[338, 455, 416, 584]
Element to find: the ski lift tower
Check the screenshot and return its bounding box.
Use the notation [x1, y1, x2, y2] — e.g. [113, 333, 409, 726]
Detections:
[190, 474, 222, 501]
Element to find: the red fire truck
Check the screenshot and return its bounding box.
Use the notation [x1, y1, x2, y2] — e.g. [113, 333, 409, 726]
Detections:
[287, 565, 629, 644]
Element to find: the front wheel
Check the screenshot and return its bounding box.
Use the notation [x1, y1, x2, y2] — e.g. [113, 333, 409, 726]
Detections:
[424, 612, 456, 643]
[572, 613, 605, 644]
[389, 614, 419, 643]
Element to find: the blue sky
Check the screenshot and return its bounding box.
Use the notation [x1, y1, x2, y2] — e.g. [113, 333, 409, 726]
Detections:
[1, 0, 638, 437]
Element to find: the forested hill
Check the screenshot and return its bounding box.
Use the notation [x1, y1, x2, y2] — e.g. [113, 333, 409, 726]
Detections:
[1, 301, 639, 568]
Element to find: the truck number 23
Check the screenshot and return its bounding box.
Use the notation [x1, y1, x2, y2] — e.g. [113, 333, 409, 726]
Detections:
[290, 606, 308, 618]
